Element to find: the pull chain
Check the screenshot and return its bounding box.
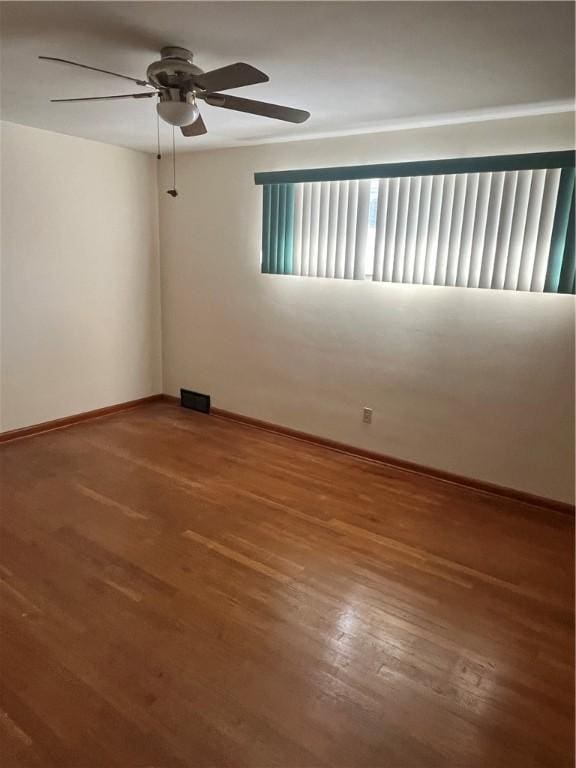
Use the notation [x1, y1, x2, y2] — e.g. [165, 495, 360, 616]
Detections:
[156, 108, 161, 160]
[172, 126, 176, 188]
[166, 125, 178, 197]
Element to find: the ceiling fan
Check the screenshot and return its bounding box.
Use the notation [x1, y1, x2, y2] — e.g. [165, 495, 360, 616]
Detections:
[39, 46, 311, 138]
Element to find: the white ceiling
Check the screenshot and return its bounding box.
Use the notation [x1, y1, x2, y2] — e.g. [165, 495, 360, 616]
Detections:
[1, 1, 574, 154]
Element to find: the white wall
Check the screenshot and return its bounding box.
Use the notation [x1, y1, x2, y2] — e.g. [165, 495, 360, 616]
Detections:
[0, 121, 162, 431]
[159, 113, 575, 504]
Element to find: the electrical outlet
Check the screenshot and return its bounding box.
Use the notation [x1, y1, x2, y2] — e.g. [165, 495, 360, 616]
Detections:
[363, 407, 373, 424]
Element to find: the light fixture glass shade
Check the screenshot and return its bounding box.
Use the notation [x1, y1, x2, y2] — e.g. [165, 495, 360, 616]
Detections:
[157, 99, 200, 127]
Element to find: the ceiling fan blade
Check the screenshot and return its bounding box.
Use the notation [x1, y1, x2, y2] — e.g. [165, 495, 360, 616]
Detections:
[51, 93, 157, 103]
[39, 56, 154, 88]
[203, 93, 310, 123]
[181, 113, 207, 137]
[193, 63, 269, 92]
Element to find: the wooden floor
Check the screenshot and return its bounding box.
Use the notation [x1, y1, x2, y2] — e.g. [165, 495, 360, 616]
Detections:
[0, 402, 573, 767]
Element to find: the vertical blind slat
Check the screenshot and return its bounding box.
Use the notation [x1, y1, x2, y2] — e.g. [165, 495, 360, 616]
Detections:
[403, 176, 422, 283]
[516, 169, 546, 291]
[393, 177, 411, 283]
[468, 173, 492, 288]
[479, 172, 505, 288]
[446, 173, 468, 286]
[261, 184, 272, 273]
[269, 184, 280, 275]
[354, 180, 371, 279]
[317, 182, 331, 278]
[326, 181, 340, 278]
[292, 182, 304, 276]
[413, 175, 433, 284]
[308, 182, 321, 277]
[504, 170, 533, 290]
[383, 178, 400, 283]
[277, 184, 287, 275]
[491, 171, 518, 289]
[531, 168, 561, 291]
[344, 180, 358, 279]
[423, 175, 444, 285]
[372, 179, 388, 282]
[283, 183, 295, 275]
[300, 182, 312, 277]
[434, 174, 456, 285]
[456, 173, 480, 287]
[335, 181, 349, 279]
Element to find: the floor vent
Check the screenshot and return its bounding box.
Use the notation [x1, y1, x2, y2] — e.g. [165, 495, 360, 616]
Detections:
[180, 389, 211, 414]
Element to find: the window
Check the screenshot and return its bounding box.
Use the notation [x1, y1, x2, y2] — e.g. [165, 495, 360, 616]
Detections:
[256, 151, 575, 293]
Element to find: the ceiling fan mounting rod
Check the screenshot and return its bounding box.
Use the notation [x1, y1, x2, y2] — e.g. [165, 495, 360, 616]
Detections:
[160, 46, 194, 63]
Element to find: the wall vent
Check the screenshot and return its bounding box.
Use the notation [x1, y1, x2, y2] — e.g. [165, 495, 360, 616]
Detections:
[180, 389, 211, 414]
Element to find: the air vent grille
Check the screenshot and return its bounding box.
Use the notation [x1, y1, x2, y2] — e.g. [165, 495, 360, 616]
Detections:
[180, 389, 210, 414]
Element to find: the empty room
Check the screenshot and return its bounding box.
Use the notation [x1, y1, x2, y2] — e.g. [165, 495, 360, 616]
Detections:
[0, 1, 574, 766]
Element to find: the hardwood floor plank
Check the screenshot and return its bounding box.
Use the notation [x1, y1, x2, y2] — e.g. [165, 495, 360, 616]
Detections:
[0, 402, 573, 767]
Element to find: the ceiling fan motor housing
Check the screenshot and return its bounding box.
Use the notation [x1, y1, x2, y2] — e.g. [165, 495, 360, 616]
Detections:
[146, 46, 204, 90]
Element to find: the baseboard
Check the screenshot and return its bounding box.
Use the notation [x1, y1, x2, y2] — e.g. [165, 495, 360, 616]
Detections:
[7, 392, 569, 515]
[162, 396, 573, 515]
[0, 395, 163, 444]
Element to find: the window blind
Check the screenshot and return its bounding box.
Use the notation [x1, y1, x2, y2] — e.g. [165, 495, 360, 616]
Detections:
[257, 152, 575, 293]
